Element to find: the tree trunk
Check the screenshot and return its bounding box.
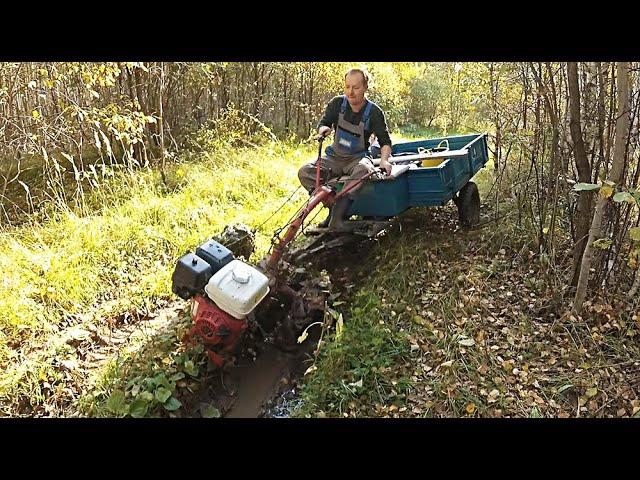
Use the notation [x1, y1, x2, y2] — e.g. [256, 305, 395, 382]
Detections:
[568, 62, 593, 287]
[573, 62, 630, 314]
[159, 62, 166, 183]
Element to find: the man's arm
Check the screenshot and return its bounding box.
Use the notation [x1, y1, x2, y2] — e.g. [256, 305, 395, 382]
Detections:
[373, 108, 393, 175]
[379, 145, 392, 175]
[317, 97, 340, 138]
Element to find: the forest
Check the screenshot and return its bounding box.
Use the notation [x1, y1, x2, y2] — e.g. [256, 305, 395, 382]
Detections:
[1, 62, 639, 418]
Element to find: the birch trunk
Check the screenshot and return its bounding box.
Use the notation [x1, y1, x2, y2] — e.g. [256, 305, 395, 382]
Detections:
[573, 62, 630, 315]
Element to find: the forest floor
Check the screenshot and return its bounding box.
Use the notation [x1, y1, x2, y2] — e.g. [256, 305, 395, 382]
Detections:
[287, 204, 640, 418]
[3, 133, 640, 418]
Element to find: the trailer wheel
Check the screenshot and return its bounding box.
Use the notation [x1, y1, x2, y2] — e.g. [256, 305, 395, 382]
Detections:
[456, 181, 480, 227]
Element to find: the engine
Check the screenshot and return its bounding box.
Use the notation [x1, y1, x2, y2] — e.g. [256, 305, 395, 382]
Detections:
[187, 295, 248, 367]
[171, 238, 269, 367]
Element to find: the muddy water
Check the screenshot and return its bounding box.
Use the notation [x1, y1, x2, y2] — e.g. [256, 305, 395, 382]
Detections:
[213, 316, 320, 417]
[224, 345, 292, 418]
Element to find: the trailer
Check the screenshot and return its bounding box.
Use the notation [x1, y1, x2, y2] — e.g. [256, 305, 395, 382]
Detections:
[324, 132, 489, 235]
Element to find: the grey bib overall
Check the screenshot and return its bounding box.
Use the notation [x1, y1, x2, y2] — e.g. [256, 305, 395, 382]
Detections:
[298, 97, 376, 195]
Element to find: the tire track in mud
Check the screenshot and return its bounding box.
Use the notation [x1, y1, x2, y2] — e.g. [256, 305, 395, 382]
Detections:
[220, 228, 394, 417]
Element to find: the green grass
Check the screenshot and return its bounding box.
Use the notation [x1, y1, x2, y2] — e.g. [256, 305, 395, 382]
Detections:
[394, 124, 482, 143]
[0, 137, 315, 416]
[292, 289, 412, 418]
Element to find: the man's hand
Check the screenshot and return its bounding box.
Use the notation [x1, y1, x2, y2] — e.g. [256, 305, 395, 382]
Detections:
[315, 126, 332, 141]
[379, 158, 392, 176]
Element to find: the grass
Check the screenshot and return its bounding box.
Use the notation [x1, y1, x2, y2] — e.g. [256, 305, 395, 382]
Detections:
[292, 288, 412, 418]
[10, 125, 633, 418]
[0, 136, 314, 416]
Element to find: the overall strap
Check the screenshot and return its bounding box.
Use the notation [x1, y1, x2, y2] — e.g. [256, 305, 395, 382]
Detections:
[362, 100, 373, 130]
[340, 96, 348, 115]
[341, 96, 373, 128]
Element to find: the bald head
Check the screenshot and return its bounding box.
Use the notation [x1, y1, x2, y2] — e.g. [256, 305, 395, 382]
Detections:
[344, 68, 369, 88]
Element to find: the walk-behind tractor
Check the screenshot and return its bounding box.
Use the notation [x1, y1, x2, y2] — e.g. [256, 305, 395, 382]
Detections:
[171, 133, 489, 367]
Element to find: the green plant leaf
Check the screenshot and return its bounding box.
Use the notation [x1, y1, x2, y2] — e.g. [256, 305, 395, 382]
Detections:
[183, 360, 198, 377]
[155, 386, 172, 403]
[412, 315, 429, 326]
[630, 227, 640, 242]
[106, 389, 128, 416]
[592, 238, 612, 250]
[529, 407, 542, 418]
[143, 376, 157, 389]
[163, 397, 182, 411]
[586, 387, 598, 398]
[129, 398, 149, 418]
[573, 182, 600, 191]
[557, 384, 573, 394]
[613, 192, 636, 204]
[139, 391, 154, 403]
[154, 373, 170, 388]
[201, 403, 221, 418]
[169, 372, 185, 382]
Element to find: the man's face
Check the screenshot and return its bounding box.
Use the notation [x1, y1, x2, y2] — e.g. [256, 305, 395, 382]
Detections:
[344, 72, 367, 108]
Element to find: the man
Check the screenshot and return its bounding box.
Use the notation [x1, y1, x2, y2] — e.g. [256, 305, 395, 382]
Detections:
[298, 67, 393, 231]
[369, 134, 381, 158]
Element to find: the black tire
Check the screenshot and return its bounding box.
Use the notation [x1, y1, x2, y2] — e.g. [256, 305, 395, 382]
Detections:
[456, 181, 480, 227]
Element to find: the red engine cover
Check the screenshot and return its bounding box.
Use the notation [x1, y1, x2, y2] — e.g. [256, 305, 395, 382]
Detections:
[188, 295, 248, 368]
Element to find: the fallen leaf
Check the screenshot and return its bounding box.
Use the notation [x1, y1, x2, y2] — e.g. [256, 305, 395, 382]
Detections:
[585, 387, 598, 398]
[201, 403, 221, 418]
[413, 315, 428, 326]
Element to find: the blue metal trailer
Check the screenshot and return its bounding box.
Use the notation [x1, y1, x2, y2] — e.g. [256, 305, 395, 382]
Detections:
[345, 133, 489, 230]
